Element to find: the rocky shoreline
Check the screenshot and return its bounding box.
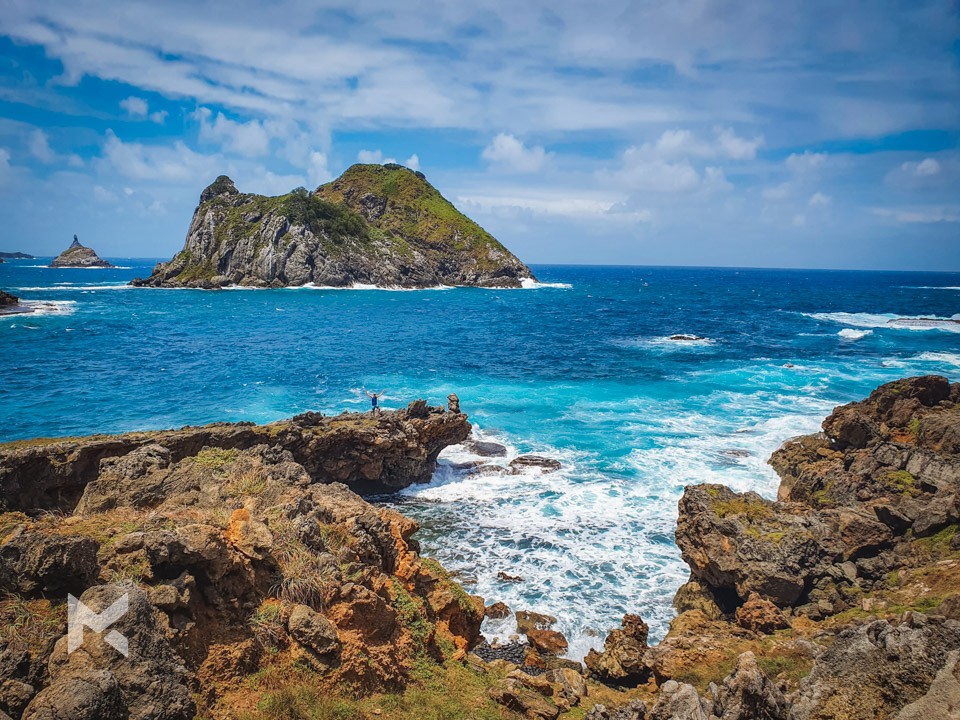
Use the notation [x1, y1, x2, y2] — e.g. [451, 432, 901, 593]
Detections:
[1, 377, 958, 719]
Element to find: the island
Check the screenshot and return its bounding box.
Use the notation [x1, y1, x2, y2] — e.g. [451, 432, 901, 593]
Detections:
[49, 235, 114, 268]
[0, 251, 34, 259]
[131, 163, 536, 289]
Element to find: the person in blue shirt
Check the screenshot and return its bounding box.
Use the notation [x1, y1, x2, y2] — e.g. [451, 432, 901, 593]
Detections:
[365, 389, 385, 414]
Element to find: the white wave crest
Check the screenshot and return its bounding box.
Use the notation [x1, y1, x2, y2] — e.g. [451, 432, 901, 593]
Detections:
[520, 278, 573, 289]
[838, 328, 873, 340]
[5, 300, 78, 317]
[805, 312, 960, 333]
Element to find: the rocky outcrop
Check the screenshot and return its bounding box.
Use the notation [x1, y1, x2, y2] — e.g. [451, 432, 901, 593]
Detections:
[49, 237, 113, 268]
[0, 290, 18, 306]
[132, 164, 535, 289]
[0, 252, 33, 259]
[0, 403, 483, 719]
[0, 401, 469, 512]
[791, 614, 960, 720]
[675, 375, 960, 619]
[583, 376, 960, 720]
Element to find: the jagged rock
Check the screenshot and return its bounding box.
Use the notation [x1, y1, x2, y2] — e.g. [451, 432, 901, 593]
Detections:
[894, 649, 960, 720]
[485, 601, 511, 619]
[488, 671, 561, 720]
[0, 402, 470, 512]
[708, 651, 788, 719]
[0, 678, 35, 717]
[735, 593, 790, 634]
[584, 614, 650, 686]
[0, 533, 100, 596]
[21, 671, 126, 720]
[465, 439, 508, 457]
[288, 604, 339, 657]
[673, 579, 723, 620]
[510, 456, 562, 474]
[648, 680, 710, 720]
[131, 165, 534, 289]
[516, 610, 558, 634]
[527, 628, 569, 656]
[447, 394, 461, 413]
[585, 699, 647, 720]
[0, 290, 19, 306]
[24, 585, 194, 720]
[49, 236, 113, 268]
[790, 614, 960, 720]
[545, 667, 587, 708]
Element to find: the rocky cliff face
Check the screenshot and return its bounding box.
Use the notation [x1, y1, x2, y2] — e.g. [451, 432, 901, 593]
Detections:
[579, 375, 960, 720]
[0, 401, 469, 513]
[49, 238, 113, 268]
[0, 401, 483, 719]
[132, 165, 535, 289]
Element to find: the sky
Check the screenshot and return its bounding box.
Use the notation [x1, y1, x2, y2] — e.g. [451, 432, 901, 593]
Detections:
[0, 1, 958, 270]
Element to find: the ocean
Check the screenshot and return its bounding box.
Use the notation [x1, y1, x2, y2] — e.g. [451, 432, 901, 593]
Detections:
[2, 259, 959, 658]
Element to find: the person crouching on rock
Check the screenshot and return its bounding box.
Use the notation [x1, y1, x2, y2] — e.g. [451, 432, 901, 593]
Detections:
[366, 389, 385, 414]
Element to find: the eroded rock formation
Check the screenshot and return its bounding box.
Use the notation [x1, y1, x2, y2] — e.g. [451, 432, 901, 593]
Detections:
[132, 165, 535, 289]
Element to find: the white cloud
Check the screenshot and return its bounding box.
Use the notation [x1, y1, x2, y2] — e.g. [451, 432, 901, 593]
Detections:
[27, 129, 84, 167]
[482, 133, 548, 173]
[28, 129, 56, 163]
[809, 192, 831, 207]
[873, 207, 960, 223]
[458, 188, 618, 218]
[902, 158, 941, 177]
[196, 107, 270, 157]
[715, 127, 763, 160]
[93, 185, 118, 203]
[306, 151, 332, 187]
[149, 110, 168, 124]
[405, 153, 420, 171]
[100, 130, 216, 182]
[119, 96, 149, 116]
[357, 149, 385, 164]
[786, 151, 828, 174]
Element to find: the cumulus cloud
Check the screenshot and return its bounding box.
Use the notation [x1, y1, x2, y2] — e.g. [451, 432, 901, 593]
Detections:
[306, 151, 332, 187]
[902, 158, 941, 176]
[357, 148, 398, 164]
[785, 151, 828, 174]
[100, 130, 216, 182]
[196, 107, 270, 157]
[405, 153, 420, 171]
[28, 129, 83, 167]
[120, 96, 167, 124]
[482, 134, 548, 173]
[28, 129, 56, 163]
[809, 192, 831, 207]
[622, 127, 762, 162]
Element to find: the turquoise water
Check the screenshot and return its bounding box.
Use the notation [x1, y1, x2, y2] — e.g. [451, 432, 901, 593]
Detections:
[2, 258, 959, 656]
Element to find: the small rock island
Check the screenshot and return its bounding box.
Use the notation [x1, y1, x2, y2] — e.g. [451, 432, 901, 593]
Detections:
[132, 163, 536, 289]
[49, 235, 114, 268]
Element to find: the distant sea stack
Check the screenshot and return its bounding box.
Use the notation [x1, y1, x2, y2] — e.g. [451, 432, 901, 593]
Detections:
[49, 235, 114, 268]
[131, 163, 536, 289]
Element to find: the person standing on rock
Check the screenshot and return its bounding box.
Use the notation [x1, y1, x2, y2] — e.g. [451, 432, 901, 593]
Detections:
[366, 389, 385, 414]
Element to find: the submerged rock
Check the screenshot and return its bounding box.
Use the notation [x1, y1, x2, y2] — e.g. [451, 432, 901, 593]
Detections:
[510, 455, 562, 473]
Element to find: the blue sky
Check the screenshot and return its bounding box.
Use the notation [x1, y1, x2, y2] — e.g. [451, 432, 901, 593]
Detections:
[0, 1, 957, 270]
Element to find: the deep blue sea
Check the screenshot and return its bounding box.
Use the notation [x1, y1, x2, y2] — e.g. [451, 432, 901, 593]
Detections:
[2, 258, 959, 657]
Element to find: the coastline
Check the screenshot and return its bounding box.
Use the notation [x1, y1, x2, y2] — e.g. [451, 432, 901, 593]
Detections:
[1, 378, 958, 719]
